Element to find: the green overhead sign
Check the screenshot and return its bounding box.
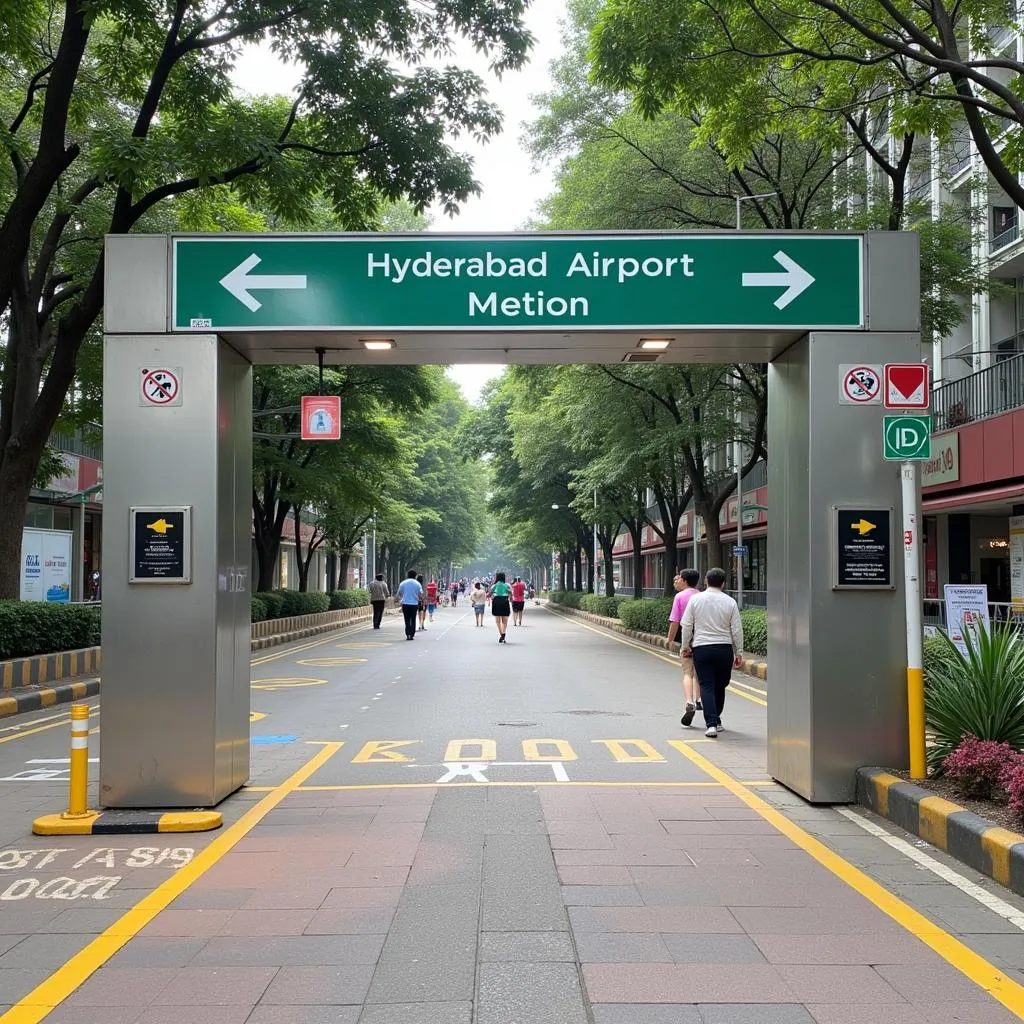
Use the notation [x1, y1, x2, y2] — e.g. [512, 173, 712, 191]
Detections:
[171, 234, 864, 333]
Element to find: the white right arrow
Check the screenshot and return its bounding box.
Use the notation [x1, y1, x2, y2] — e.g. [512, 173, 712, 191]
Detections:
[741, 251, 815, 310]
[219, 253, 307, 312]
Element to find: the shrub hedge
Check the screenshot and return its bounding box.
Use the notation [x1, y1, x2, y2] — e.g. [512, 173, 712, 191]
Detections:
[250, 596, 267, 622]
[549, 590, 584, 609]
[740, 610, 767, 655]
[0, 601, 101, 659]
[329, 588, 370, 610]
[258, 591, 287, 619]
[620, 597, 674, 635]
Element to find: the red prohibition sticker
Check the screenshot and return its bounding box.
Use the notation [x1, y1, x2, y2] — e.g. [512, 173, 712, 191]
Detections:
[140, 368, 181, 406]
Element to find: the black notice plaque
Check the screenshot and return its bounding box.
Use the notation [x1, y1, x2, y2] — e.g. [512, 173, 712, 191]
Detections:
[832, 506, 894, 590]
[129, 506, 192, 584]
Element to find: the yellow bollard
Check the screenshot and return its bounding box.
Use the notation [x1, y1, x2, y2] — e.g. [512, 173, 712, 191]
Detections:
[62, 704, 91, 818]
[907, 666, 927, 780]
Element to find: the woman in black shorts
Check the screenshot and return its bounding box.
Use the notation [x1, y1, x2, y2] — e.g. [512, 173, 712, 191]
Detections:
[490, 571, 512, 643]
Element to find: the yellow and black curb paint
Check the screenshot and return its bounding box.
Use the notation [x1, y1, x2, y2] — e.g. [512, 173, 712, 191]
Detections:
[546, 603, 769, 682]
[33, 809, 222, 836]
[857, 767, 1024, 895]
[0, 678, 100, 719]
[0, 647, 101, 691]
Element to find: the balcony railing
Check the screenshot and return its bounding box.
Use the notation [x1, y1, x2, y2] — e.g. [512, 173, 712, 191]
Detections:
[932, 350, 1024, 430]
[990, 221, 1020, 252]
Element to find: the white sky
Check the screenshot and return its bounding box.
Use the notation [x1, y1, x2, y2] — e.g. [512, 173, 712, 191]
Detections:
[230, 2, 569, 405]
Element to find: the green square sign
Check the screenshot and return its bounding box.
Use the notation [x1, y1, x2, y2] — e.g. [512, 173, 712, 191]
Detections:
[883, 415, 931, 460]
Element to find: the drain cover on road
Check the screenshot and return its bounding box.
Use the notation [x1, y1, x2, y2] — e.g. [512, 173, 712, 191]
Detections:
[495, 721, 539, 727]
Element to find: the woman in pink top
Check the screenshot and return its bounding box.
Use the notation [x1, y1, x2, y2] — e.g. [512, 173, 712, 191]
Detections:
[666, 568, 701, 726]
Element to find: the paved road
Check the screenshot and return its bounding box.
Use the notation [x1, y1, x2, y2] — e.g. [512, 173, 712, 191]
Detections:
[0, 604, 1022, 1023]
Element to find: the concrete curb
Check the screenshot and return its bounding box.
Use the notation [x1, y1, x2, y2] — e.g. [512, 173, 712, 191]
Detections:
[545, 603, 769, 682]
[0, 679, 101, 719]
[33, 809, 222, 836]
[1, 648, 101, 690]
[857, 767, 1024, 896]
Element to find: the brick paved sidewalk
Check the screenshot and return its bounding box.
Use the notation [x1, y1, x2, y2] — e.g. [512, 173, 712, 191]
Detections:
[11, 779, 1019, 1024]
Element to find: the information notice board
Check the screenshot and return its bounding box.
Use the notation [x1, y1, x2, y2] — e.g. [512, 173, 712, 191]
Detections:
[831, 506, 894, 590]
[129, 506, 192, 584]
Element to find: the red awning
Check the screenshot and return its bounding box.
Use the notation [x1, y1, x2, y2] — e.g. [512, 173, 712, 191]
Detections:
[922, 482, 1024, 512]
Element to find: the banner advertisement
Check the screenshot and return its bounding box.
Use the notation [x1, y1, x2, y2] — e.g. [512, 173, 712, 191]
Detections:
[20, 528, 73, 602]
[943, 583, 991, 656]
[1011, 515, 1024, 609]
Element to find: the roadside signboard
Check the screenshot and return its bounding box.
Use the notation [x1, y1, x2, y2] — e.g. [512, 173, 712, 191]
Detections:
[129, 507, 191, 584]
[300, 396, 341, 441]
[944, 584, 990, 655]
[884, 363, 929, 409]
[838, 364, 882, 405]
[172, 234, 865, 333]
[883, 415, 931, 460]
[832, 507, 894, 590]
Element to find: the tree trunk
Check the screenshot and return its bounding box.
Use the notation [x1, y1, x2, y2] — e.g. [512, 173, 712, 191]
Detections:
[662, 530, 680, 596]
[601, 537, 616, 596]
[558, 551, 567, 590]
[294, 509, 309, 592]
[628, 523, 644, 599]
[701, 501, 724, 580]
[337, 550, 352, 589]
[254, 531, 279, 592]
[573, 547, 583, 591]
[0, 448, 39, 599]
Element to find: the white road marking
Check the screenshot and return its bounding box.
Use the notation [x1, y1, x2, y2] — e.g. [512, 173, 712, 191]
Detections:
[836, 806, 1024, 931]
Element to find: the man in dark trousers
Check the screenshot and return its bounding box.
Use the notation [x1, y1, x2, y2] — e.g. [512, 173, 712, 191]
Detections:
[680, 567, 744, 739]
[368, 573, 389, 629]
[396, 570, 423, 641]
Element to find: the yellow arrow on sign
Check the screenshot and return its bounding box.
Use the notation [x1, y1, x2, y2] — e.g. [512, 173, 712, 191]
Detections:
[851, 518, 876, 536]
[147, 518, 173, 534]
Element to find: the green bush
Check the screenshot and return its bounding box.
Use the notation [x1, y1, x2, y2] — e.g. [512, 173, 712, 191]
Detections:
[925, 623, 1024, 772]
[329, 589, 370, 610]
[257, 591, 286, 619]
[740, 610, 767, 655]
[619, 597, 674, 636]
[923, 633, 956, 685]
[579, 594, 629, 618]
[0, 601, 101, 659]
[549, 590, 584, 609]
[279, 590, 330, 615]
[250, 597, 267, 622]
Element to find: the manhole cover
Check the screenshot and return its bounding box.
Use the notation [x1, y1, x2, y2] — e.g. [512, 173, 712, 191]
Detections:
[495, 721, 539, 727]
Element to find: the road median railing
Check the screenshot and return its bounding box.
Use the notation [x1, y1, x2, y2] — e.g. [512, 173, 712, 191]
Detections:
[0, 601, 392, 717]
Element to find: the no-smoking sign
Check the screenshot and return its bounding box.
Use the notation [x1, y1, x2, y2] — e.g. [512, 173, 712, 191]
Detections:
[140, 367, 182, 407]
[838, 364, 882, 406]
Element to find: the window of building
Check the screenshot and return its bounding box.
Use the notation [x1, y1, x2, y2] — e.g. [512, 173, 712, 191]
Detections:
[993, 205, 1017, 237]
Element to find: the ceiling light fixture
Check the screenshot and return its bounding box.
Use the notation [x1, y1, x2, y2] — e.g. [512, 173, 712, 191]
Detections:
[639, 338, 671, 350]
[361, 339, 395, 351]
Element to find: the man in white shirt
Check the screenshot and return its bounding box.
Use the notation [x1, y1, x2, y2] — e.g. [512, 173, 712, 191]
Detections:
[680, 567, 744, 738]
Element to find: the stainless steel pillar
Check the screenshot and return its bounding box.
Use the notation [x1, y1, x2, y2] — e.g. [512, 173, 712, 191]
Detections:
[101, 237, 252, 807]
[767, 236, 921, 802]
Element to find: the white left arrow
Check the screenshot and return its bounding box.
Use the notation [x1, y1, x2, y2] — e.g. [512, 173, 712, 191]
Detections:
[741, 251, 815, 310]
[219, 253, 307, 312]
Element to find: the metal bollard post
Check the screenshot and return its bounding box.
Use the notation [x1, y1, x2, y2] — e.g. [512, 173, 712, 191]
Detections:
[62, 704, 91, 818]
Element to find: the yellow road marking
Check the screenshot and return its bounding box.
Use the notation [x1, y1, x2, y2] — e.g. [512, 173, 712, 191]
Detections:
[245, 780, 726, 792]
[667, 739, 1024, 1019]
[250, 711, 267, 723]
[251, 677, 327, 690]
[593, 739, 664, 762]
[730, 678, 767, 698]
[0, 706, 100, 746]
[559, 616, 767, 706]
[444, 739, 497, 761]
[296, 657, 368, 667]
[0, 742, 344, 1024]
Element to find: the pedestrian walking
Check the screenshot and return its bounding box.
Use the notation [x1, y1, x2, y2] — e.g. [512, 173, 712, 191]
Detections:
[490, 571, 512, 643]
[510, 576, 527, 626]
[666, 568, 702, 726]
[368, 573, 389, 629]
[470, 580, 487, 626]
[397, 570, 423, 641]
[426, 578, 439, 622]
[679, 567, 744, 738]
[416, 574, 428, 631]
[450, 581, 459, 607]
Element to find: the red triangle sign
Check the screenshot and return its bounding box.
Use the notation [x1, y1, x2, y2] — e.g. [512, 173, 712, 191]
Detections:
[889, 366, 922, 399]
[883, 363, 928, 409]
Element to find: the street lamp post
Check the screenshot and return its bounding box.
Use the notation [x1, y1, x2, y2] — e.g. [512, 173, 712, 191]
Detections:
[593, 488, 599, 595]
[735, 191, 778, 229]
